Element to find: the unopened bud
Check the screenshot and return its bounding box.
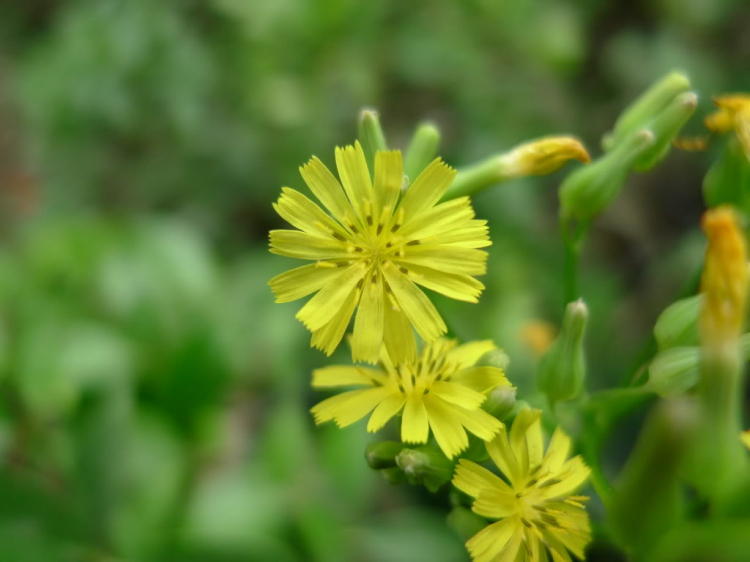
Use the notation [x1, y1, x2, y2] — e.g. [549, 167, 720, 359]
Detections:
[404, 122, 441, 182]
[603, 71, 691, 150]
[499, 136, 590, 178]
[559, 129, 654, 222]
[654, 294, 702, 350]
[446, 136, 589, 200]
[358, 108, 387, 174]
[396, 444, 455, 492]
[521, 320, 557, 356]
[381, 466, 407, 485]
[365, 441, 404, 469]
[633, 92, 698, 172]
[482, 385, 516, 420]
[538, 299, 588, 403]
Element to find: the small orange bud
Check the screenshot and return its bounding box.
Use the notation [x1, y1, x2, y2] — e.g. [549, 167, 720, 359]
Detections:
[521, 320, 557, 356]
[700, 206, 748, 348]
[502, 136, 590, 178]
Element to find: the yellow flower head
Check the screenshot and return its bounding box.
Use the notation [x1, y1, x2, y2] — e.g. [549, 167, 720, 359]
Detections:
[502, 136, 590, 178]
[269, 142, 490, 363]
[311, 339, 510, 458]
[700, 206, 748, 347]
[453, 409, 591, 562]
[705, 94, 750, 160]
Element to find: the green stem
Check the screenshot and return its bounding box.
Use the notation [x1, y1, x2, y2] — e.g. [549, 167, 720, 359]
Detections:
[561, 219, 587, 303]
[444, 155, 512, 200]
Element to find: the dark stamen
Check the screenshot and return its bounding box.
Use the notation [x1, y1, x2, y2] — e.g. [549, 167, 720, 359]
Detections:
[399, 267, 409, 274]
[406, 240, 420, 246]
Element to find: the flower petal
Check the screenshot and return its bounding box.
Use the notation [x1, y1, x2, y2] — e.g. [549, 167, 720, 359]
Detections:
[310, 284, 359, 355]
[448, 405, 504, 442]
[382, 302, 417, 364]
[406, 263, 485, 303]
[543, 427, 572, 473]
[332, 386, 392, 428]
[486, 428, 521, 485]
[397, 245, 487, 276]
[423, 394, 468, 458]
[335, 142, 373, 223]
[299, 156, 355, 225]
[296, 261, 367, 331]
[367, 392, 406, 432]
[380, 260, 446, 342]
[311, 389, 367, 424]
[447, 341, 498, 369]
[312, 366, 385, 388]
[273, 187, 347, 237]
[465, 519, 518, 562]
[269, 263, 342, 303]
[373, 150, 403, 216]
[399, 158, 456, 223]
[450, 366, 509, 393]
[509, 408, 542, 475]
[401, 393, 429, 444]
[452, 459, 512, 498]
[472, 487, 516, 519]
[269, 230, 350, 260]
[431, 381, 487, 410]
[352, 269, 385, 363]
[540, 456, 590, 499]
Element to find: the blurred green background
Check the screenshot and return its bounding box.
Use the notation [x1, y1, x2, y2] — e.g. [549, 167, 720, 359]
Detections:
[0, 0, 748, 560]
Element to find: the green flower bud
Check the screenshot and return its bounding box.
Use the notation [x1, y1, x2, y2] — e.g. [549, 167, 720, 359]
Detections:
[633, 92, 698, 172]
[559, 130, 654, 222]
[654, 294, 702, 350]
[647, 347, 701, 397]
[603, 71, 691, 151]
[358, 108, 387, 174]
[482, 385, 516, 420]
[474, 348, 510, 370]
[396, 443, 455, 492]
[404, 122, 441, 183]
[447, 507, 488, 542]
[610, 398, 698, 557]
[538, 299, 588, 403]
[703, 137, 750, 213]
[365, 441, 404, 469]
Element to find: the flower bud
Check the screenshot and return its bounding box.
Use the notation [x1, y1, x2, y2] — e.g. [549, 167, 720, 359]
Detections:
[654, 294, 702, 350]
[559, 129, 654, 222]
[380, 466, 407, 485]
[610, 398, 698, 556]
[404, 122, 441, 182]
[446, 136, 589, 200]
[498, 136, 590, 178]
[633, 92, 698, 172]
[482, 385, 516, 420]
[365, 441, 404, 469]
[538, 299, 588, 403]
[358, 108, 387, 174]
[603, 71, 691, 150]
[396, 443, 455, 492]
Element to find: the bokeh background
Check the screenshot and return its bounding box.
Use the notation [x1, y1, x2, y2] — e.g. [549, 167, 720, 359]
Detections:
[0, 0, 748, 560]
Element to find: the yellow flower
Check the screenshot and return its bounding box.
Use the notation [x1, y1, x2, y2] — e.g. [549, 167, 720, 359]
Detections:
[741, 429, 750, 450]
[269, 142, 490, 363]
[453, 409, 591, 562]
[311, 339, 509, 458]
[705, 94, 750, 160]
[700, 206, 748, 348]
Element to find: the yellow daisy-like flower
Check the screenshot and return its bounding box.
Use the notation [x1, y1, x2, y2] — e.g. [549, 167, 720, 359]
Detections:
[269, 142, 490, 363]
[453, 409, 591, 562]
[311, 339, 509, 458]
